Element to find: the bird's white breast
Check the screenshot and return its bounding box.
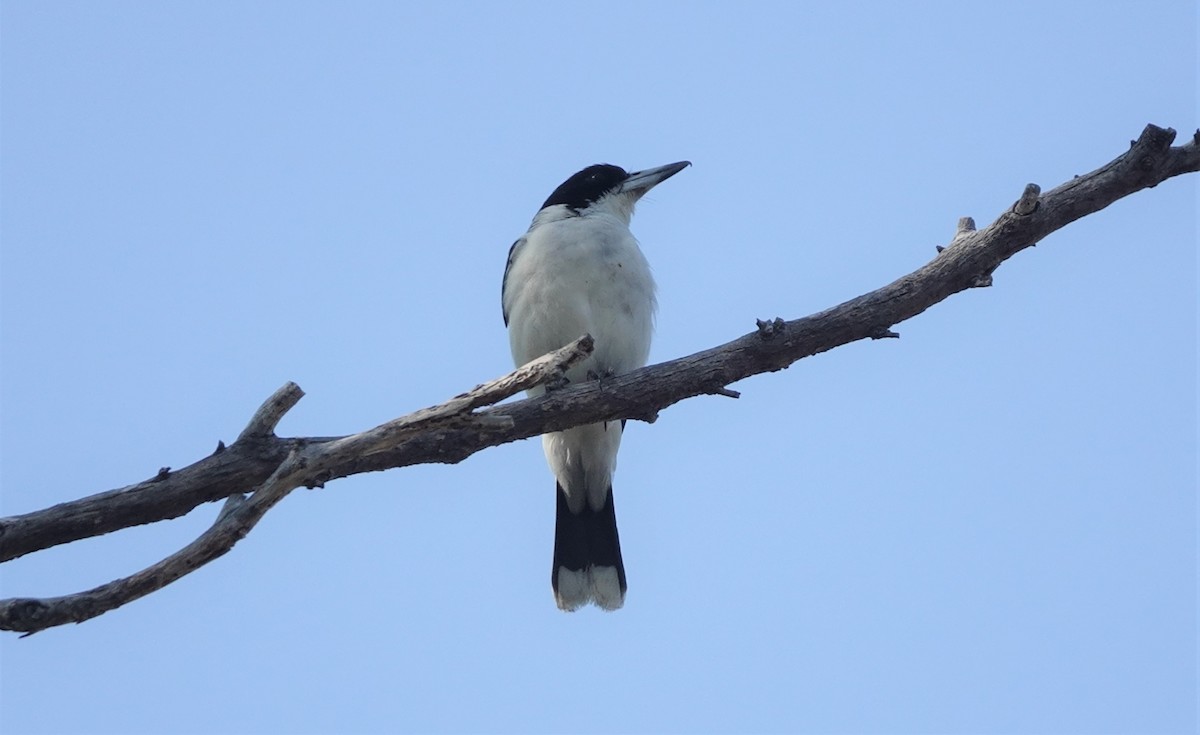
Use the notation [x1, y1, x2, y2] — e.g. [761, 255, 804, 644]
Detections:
[505, 212, 656, 386]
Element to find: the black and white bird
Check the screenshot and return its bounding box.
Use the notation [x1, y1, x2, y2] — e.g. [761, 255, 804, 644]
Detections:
[502, 161, 690, 611]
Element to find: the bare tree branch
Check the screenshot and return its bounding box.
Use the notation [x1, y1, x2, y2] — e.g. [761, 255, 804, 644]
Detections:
[0, 337, 594, 634]
[237, 382, 306, 442]
[1, 124, 1196, 634]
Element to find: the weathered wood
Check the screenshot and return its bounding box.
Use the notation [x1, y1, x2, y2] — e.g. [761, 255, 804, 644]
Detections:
[1, 124, 1196, 633]
[0, 337, 595, 633]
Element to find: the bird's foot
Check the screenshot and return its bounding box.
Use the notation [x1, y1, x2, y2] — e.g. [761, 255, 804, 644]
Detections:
[587, 367, 617, 387]
[545, 373, 570, 392]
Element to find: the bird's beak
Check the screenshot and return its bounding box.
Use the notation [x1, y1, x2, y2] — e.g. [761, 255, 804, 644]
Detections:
[620, 161, 691, 198]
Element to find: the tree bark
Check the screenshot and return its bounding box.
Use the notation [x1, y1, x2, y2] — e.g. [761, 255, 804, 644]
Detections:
[2, 124, 1196, 634]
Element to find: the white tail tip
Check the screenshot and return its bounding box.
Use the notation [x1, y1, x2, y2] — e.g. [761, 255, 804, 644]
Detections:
[554, 566, 625, 611]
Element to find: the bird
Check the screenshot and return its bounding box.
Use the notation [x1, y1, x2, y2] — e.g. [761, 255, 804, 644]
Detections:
[502, 160, 690, 611]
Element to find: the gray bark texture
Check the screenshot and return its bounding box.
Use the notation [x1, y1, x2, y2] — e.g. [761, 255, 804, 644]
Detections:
[2, 124, 1197, 634]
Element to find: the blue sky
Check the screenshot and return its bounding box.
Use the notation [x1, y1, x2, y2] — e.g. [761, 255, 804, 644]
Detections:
[1, 2, 1195, 733]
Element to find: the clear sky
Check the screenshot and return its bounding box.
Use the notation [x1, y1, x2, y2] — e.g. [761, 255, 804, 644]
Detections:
[1, 2, 1195, 733]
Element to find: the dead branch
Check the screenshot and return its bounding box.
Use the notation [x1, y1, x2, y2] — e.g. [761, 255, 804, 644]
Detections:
[0, 338, 594, 634]
[1, 124, 1196, 634]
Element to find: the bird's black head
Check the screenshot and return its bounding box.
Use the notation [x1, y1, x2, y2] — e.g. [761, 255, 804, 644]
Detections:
[540, 164, 629, 212]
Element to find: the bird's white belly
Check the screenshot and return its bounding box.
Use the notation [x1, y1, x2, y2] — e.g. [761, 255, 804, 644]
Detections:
[507, 217, 655, 386]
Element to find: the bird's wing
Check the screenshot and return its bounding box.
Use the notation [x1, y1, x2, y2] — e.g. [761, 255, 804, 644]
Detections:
[501, 236, 526, 327]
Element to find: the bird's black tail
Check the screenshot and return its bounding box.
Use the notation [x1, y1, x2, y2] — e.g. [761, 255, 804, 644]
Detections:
[551, 483, 626, 611]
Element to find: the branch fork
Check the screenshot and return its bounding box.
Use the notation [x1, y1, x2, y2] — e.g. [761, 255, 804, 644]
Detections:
[0, 337, 593, 634]
[2, 124, 1196, 634]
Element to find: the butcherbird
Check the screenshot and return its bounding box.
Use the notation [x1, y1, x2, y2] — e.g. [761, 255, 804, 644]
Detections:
[502, 161, 690, 611]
